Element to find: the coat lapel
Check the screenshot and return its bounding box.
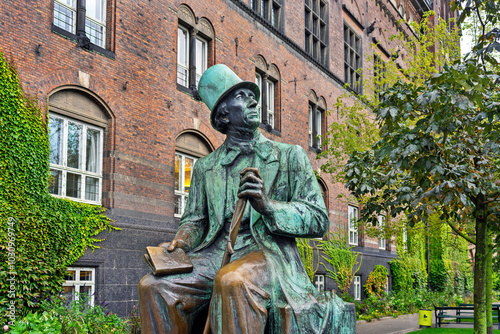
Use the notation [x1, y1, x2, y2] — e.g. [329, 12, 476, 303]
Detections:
[206, 150, 227, 226]
[252, 138, 279, 224]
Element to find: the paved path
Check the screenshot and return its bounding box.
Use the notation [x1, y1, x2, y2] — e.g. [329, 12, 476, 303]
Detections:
[356, 312, 476, 334]
[356, 313, 421, 334]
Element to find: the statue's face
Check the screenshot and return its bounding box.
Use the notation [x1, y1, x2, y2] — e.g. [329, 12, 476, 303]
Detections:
[224, 88, 260, 131]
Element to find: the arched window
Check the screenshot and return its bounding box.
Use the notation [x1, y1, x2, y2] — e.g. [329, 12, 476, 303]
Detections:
[254, 55, 281, 133]
[174, 131, 214, 217]
[48, 88, 110, 204]
[307, 90, 326, 152]
[177, 5, 215, 97]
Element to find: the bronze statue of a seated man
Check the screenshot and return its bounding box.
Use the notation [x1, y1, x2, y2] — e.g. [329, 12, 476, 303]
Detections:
[139, 64, 355, 334]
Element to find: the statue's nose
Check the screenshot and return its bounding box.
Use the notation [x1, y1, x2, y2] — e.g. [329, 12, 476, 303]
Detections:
[248, 99, 258, 108]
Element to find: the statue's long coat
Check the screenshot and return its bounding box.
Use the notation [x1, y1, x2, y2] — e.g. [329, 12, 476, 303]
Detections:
[176, 133, 355, 334]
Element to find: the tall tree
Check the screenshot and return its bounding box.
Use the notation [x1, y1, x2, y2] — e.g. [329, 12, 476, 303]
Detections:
[343, 1, 500, 332]
[319, 12, 461, 240]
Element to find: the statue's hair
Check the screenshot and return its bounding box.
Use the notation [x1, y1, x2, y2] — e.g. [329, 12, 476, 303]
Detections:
[213, 101, 230, 134]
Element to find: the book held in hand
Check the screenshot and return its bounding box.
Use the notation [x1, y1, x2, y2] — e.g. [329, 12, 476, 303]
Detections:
[143, 246, 193, 276]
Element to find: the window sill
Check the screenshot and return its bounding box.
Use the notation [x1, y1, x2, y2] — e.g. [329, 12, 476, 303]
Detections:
[49, 193, 102, 206]
[176, 84, 203, 101]
[52, 25, 115, 59]
[309, 146, 322, 154]
[259, 123, 281, 136]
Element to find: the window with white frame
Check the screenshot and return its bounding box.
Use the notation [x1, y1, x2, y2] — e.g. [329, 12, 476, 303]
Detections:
[266, 80, 275, 127]
[344, 24, 362, 94]
[348, 205, 359, 245]
[177, 25, 209, 90]
[63, 267, 95, 306]
[174, 152, 198, 217]
[308, 105, 313, 147]
[85, 0, 106, 47]
[177, 26, 190, 87]
[255, 73, 263, 121]
[53, 0, 107, 48]
[354, 275, 361, 300]
[308, 103, 324, 149]
[378, 215, 386, 250]
[255, 66, 279, 130]
[54, 0, 76, 34]
[48, 114, 103, 204]
[314, 274, 325, 292]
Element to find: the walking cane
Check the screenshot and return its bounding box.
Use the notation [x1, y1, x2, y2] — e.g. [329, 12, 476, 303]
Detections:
[202, 168, 261, 334]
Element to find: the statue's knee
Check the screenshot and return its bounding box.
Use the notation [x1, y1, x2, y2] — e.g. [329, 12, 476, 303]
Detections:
[139, 274, 157, 294]
[214, 269, 244, 290]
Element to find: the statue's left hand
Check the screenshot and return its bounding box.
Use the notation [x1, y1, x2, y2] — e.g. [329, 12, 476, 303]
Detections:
[238, 167, 273, 216]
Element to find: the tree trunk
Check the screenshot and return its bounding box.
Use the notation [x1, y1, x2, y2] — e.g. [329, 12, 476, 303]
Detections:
[474, 195, 488, 334]
[486, 236, 493, 334]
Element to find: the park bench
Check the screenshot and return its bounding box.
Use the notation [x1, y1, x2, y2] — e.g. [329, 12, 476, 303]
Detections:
[434, 304, 500, 329]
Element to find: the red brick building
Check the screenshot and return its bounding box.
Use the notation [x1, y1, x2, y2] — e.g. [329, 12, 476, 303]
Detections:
[0, 0, 454, 315]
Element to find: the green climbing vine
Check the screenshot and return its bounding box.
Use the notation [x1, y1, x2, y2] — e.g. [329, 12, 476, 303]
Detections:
[0, 51, 117, 326]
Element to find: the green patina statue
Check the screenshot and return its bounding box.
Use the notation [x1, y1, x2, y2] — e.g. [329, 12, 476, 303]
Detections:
[139, 64, 355, 333]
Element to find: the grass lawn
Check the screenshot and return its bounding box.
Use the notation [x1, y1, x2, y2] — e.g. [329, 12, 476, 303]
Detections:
[409, 329, 500, 333]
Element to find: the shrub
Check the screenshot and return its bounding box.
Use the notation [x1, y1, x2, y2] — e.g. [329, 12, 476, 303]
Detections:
[318, 231, 362, 294]
[354, 289, 473, 321]
[364, 265, 388, 298]
[8, 294, 131, 334]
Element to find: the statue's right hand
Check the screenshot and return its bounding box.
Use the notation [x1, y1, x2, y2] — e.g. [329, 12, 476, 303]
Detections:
[165, 239, 188, 252]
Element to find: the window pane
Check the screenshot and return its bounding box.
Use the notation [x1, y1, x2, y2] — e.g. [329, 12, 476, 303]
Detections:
[85, 19, 106, 48]
[177, 27, 189, 86]
[175, 154, 181, 191]
[80, 270, 93, 281]
[308, 105, 313, 146]
[80, 285, 93, 302]
[54, 1, 76, 33]
[174, 195, 182, 216]
[66, 172, 81, 198]
[184, 158, 193, 193]
[49, 116, 64, 165]
[65, 269, 76, 281]
[271, 6, 279, 27]
[86, 128, 100, 173]
[267, 81, 275, 127]
[251, 0, 257, 10]
[49, 169, 62, 195]
[316, 109, 322, 146]
[67, 122, 82, 169]
[195, 37, 207, 85]
[57, 0, 76, 7]
[86, 0, 105, 22]
[255, 73, 263, 123]
[63, 285, 75, 302]
[85, 177, 99, 202]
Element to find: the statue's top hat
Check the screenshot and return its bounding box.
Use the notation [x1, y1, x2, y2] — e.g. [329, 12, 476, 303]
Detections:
[198, 64, 260, 130]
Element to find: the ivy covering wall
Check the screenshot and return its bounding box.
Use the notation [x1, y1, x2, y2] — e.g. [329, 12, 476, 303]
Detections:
[390, 214, 473, 295]
[0, 52, 116, 325]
